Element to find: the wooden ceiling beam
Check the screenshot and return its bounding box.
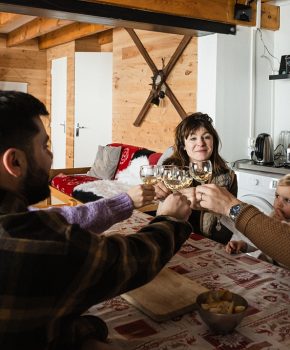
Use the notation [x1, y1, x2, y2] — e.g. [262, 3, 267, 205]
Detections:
[0, 12, 35, 32]
[0, 0, 237, 36]
[84, 0, 280, 30]
[38, 22, 111, 49]
[6, 17, 72, 47]
[0, 12, 20, 24]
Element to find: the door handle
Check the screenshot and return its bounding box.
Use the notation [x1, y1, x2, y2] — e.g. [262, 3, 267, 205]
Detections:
[59, 121, 66, 133]
[75, 122, 85, 137]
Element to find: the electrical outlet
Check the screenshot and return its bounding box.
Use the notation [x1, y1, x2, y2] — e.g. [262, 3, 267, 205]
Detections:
[248, 137, 255, 149]
[247, 137, 255, 158]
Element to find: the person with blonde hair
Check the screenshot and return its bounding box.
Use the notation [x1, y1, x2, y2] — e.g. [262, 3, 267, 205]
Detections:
[195, 182, 290, 269]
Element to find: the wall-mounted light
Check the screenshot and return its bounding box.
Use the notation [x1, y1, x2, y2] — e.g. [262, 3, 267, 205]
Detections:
[234, 1, 253, 22]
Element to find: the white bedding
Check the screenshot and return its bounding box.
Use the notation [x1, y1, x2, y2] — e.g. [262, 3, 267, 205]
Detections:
[74, 156, 149, 198]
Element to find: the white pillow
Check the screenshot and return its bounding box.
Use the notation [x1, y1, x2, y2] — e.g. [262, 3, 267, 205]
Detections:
[116, 156, 149, 185]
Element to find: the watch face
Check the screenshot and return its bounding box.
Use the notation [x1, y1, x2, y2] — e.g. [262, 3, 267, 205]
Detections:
[230, 204, 241, 221]
[232, 204, 241, 214]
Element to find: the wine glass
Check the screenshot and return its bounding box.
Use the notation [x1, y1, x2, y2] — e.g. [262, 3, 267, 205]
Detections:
[140, 165, 158, 185]
[189, 160, 212, 184]
[189, 160, 221, 230]
[162, 166, 192, 192]
[155, 165, 173, 182]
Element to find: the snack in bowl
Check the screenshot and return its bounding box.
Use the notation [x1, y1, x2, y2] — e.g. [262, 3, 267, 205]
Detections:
[196, 289, 248, 334]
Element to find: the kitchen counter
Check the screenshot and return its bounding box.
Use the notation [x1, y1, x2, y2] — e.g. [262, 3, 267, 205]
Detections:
[233, 160, 290, 175]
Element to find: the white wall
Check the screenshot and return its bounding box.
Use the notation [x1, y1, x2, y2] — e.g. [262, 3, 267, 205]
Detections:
[197, 34, 217, 119]
[197, 1, 290, 163]
[272, 1, 290, 146]
[215, 27, 253, 163]
[198, 27, 253, 163]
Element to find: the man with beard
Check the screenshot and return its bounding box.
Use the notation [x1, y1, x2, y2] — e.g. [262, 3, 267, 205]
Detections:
[0, 91, 192, 350]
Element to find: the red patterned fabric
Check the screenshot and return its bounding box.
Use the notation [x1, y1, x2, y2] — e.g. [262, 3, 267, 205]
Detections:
[110, 143, 144, 178]
[51, 144, 160, 196]
[51, 174, 97, 196]
[148, 152, 162, 165]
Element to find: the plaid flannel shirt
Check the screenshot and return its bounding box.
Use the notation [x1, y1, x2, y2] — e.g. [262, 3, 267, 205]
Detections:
[0, 189, 191, 349]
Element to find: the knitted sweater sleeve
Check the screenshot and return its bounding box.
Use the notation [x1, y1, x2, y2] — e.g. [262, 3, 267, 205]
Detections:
[44, 193, 133, 234]
[236, 204, 290, 268]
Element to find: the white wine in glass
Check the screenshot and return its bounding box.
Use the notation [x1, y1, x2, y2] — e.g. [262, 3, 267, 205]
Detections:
[140, 165, 158, 185]
[163, 166, 192, 191]
[189, 160, 212, 184]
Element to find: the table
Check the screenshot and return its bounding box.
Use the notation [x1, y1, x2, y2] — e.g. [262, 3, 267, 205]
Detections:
[87, 210, 290, 350]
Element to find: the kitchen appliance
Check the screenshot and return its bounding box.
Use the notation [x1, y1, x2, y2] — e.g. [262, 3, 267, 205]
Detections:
[279, 130, 290, 162]
[253, 133, 274, 165]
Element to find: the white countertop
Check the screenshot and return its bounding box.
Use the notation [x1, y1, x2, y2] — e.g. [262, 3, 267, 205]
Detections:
[233, 160, 290, 175]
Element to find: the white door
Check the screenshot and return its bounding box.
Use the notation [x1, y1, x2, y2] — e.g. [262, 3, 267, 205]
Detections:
[51, 57, 67, 169]
[74, 52, 112, 167]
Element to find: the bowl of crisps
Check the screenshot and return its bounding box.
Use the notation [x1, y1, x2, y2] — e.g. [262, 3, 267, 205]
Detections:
[196, 289, 248, 334]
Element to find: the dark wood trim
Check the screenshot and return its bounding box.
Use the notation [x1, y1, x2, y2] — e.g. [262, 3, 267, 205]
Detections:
[0, 0, 236, 36]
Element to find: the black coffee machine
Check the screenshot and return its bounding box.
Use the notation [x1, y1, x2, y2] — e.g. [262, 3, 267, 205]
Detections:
[252, 133, 274, 165]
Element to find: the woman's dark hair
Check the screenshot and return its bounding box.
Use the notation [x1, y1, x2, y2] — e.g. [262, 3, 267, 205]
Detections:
[163, 112, 229, 174]
[0, 91, 48, 154]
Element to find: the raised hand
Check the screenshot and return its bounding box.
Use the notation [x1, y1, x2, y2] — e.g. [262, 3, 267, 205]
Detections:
[271, 208, 287, 222]
[154, 181, 172, 200]
[127, 184, 155, 208]
[157, 192, 192, 221]
[196, 184, 241, 216]
[179, 187, 201, 210]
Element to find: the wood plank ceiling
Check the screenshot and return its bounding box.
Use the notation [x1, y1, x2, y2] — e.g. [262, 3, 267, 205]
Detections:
[0, 0, 280, 50]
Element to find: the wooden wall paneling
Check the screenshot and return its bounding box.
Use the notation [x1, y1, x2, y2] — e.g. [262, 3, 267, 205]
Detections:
[75, 29, 113, 52]
[0, 42, 47, 106]
[112, 28, 197, 153]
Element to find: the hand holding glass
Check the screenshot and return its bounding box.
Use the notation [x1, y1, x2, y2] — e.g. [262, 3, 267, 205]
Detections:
[140, 165, 158, 185]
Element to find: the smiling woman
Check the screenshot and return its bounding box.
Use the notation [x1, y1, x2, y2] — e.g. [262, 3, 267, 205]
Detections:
[154, 112, 238, 244]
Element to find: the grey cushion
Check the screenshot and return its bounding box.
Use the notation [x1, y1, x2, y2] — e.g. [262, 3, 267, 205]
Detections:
[157, 146, 174, 165]
[87, 145, 122, 179]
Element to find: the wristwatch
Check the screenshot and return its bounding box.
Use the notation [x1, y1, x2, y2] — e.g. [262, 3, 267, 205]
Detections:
[229, 203, 244, 222]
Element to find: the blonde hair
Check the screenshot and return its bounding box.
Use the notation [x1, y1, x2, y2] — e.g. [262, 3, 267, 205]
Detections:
[278, 174, 290, 187]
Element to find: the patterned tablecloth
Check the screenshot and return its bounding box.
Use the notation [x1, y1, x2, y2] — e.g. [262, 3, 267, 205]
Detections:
[87, 210, 290, 350]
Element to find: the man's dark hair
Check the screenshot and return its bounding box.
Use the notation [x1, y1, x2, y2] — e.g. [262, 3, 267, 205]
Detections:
[0, 91, 49, 154]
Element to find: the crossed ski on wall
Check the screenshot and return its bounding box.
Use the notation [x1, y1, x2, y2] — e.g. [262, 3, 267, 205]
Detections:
[125, 28, 192, 127]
